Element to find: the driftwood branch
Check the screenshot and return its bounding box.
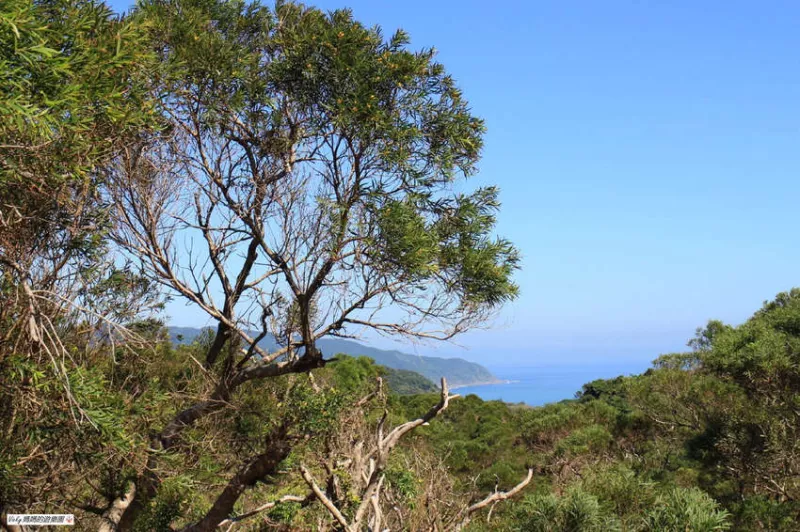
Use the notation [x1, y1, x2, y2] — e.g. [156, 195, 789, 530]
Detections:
[379, 378, 457, 456]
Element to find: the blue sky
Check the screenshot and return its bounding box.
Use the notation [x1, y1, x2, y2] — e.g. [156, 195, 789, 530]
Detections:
[110, 0, 800, 366]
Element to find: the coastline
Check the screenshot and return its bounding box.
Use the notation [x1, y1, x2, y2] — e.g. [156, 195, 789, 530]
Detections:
[450, 379, 511, 390]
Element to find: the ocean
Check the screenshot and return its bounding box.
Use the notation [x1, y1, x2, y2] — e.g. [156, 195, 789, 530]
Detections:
[453, 361, 653, 407]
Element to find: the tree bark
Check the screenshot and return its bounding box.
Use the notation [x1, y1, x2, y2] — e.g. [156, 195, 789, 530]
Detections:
[180, 430, 292, 532]
[99, 481, 136, 532]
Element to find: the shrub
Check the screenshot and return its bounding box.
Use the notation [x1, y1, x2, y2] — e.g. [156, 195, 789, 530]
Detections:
[515, 488, 620, 532]
[643, 487, 730, 531]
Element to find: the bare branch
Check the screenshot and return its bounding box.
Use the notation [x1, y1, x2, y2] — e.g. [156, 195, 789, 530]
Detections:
[300, 465, 352, 531]
[452, 468, 534, 531]
[307, 378, 458, 531]
[379, 378, 458, 455]
[98, 481, 136, 532]
[217, 494, 310, 529]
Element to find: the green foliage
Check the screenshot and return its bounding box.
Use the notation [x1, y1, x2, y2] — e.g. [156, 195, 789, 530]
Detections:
[580, 464, 656, 520]
[285, 378, 346, 436]
[382, 366, 438, 395]
[1, 0, 157, 257]
[376, 198, 439, 277]
[1, 0, 154, 144]
[555, 424, 613, 457]
[434, 187, 521, 306]
[326, 355, 381, 395]
[732, 495, 800, 532]
[68, 366, 137, 451]
[389, 291, 800, 529]
[133, 476, 191, 532]
[702, 288, 800, 393]
[267, 501, 301, 523]
[0, 0, 67, 140]
[643, 487, 730, 531]
[515, 489, 618, 532]
[385, 466, 419, 506]
[374, 187, 520, 306]
[263, 2, 484, 179]
[577, 375, 630, 412]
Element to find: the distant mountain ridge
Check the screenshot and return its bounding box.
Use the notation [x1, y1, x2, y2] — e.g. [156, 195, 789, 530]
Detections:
[168, 327, 499, 387]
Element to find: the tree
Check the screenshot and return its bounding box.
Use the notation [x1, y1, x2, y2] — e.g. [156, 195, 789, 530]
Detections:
[0, 0, 158, 522]
[0, 0, 156, 307]
[107, 0, 519, 527]
[626, 290, 800, 518]
[690, 290, 800, 503]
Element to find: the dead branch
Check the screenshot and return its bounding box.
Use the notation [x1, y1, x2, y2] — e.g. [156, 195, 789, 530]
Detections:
[98, 481, 136, 532]
[451, 468, 534, 531]
[303, 378, 458, 531]
[300, 465, 352, 531]
[217, 493, 311, 529]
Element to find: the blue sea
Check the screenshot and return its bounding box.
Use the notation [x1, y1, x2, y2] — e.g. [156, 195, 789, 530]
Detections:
[453, 361, 652, 407]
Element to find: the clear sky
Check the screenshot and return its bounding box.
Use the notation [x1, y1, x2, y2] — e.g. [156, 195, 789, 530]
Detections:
[109, 0, 800, 366]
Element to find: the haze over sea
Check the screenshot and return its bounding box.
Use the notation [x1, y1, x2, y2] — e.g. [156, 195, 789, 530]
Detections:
[455, 360, 653, 406]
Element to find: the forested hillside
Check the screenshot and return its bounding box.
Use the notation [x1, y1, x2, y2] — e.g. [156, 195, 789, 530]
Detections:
[357, 290, 800, 530]
[5, 290, 800, 529]
[401, 298, 800, 531]
[171, 327, 499, 387]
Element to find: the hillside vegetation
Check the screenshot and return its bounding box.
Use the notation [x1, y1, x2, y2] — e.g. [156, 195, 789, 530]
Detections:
[3, 290, 800, 529]
[392, 289, 800, 530]
[1, 0, 798, 529]
[170, 327, 499, 387]
[380, 366, 439, 395]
